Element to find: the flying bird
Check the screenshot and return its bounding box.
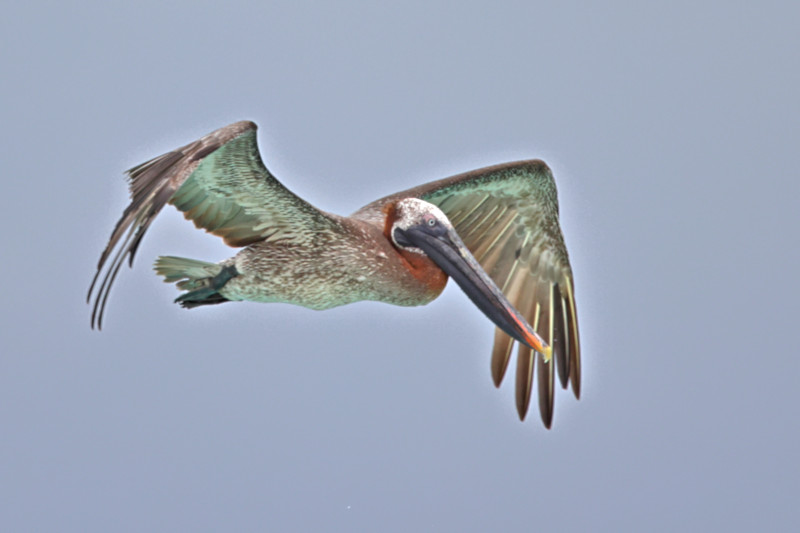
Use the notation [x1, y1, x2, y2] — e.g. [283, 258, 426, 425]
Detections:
[88, 121, 581, 427]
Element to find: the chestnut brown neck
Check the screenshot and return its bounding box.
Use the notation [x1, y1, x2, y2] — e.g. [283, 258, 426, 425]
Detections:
[383, 201, 448, 297]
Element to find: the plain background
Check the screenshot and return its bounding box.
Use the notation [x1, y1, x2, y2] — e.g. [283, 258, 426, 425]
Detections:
[2, 1, 798, 531]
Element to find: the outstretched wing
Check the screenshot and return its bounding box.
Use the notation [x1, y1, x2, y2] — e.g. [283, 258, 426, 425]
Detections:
[88, 121, 339, 329]
[353, 161, 580, 428]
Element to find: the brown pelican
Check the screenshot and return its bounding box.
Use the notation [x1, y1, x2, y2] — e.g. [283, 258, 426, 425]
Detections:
[88, 121, 580, 428]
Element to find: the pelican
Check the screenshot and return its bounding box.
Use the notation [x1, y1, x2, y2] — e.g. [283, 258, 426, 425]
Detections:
[88, 121, 581, 427]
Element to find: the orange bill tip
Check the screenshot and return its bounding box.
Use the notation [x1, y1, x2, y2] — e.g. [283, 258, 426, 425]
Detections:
[504, 303, 551, 361]
[526, 332, 551, 362]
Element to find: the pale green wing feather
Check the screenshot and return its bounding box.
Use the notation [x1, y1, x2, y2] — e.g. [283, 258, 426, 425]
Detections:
[169, 127, 337, 247]
[88, 121, 340, 328]
[352, 161, 580, 427]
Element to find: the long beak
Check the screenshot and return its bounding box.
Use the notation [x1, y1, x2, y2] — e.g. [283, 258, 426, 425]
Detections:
[395, 225, 551, 359]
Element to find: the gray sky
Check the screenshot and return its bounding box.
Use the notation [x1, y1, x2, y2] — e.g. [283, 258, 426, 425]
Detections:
[2, 1, 798, 531]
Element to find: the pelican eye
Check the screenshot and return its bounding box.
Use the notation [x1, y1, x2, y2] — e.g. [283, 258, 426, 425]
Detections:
[425, 215, 437, 227]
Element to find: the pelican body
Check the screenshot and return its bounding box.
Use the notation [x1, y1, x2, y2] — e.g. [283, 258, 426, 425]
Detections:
[193, 200, 449, 310]
[89, 121, 581, 428]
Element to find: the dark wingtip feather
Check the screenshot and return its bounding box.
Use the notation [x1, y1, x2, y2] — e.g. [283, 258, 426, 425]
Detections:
[536, 285, 556, 429]
[537, 355, 555, 428]
[491, 328, 515, 387]
[514, 344, 534, 421]
[571, 363, 582, 400]
[553, 284, 569, 390]
[564, 276, 581, 400]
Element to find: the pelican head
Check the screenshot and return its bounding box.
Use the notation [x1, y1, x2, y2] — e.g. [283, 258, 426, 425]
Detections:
[390, 198, 550, 358]
[390, 198, 454, 254]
